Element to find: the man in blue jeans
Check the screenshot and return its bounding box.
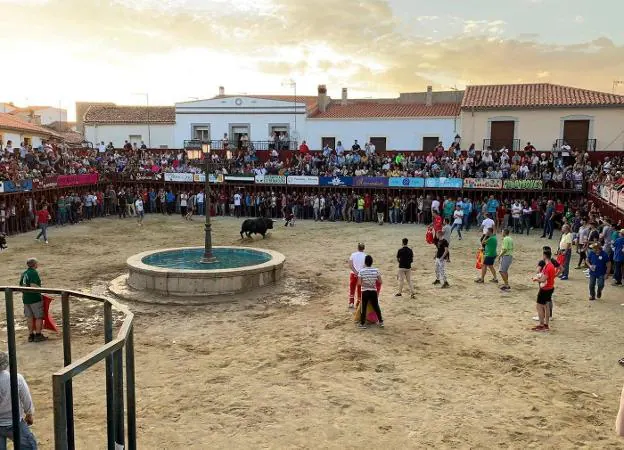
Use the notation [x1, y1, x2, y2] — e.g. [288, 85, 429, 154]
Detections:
[541, 200, 555, 239]
[0, 352, 38, 449]
[613, 229, 624, 286]
[585, 242, 611, 301]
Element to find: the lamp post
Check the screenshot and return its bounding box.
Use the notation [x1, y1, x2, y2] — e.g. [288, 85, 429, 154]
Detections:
[187, 144, 232, 263]
[281, 79, 297, 147]
[132, 93, 151, 149]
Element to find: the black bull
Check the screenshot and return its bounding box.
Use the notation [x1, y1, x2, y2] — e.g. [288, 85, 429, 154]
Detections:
[240, 217, 275, 239]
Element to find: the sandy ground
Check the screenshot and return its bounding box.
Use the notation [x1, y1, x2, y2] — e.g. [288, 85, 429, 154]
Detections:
[1, 213, 624, 449]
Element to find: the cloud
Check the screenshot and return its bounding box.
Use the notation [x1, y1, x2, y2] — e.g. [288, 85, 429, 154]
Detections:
[1, 0, 623, 105]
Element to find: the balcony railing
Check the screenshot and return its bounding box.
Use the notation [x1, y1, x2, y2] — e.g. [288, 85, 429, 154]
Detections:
[184, 140, 298, 151]
[555, 138, 596, 152]
[482, 139, 520, 151]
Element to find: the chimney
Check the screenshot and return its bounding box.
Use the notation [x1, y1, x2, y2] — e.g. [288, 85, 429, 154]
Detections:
[318, 84, 329, 113]
[218, 86, 225, 96]
[426, 85, 433, 106]
[341, 88, 348, 106]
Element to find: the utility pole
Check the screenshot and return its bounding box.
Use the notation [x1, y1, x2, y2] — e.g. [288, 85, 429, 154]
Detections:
[132, 93, 151, 148]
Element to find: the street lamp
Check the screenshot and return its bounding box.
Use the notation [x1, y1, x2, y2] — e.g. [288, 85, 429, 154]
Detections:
[187, 144, 232, 263]
[281, 79, 297, 148]
[132, 92, 151, 149]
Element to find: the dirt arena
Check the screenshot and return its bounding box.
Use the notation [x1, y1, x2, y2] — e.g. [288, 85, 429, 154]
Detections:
[1, 214, 623, 448]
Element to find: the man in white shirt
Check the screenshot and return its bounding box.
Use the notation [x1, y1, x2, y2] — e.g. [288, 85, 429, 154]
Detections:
[481, 214, 496, 239]
[451, 205, 464, 240]
[431, 198, 440, 215]
[368, 141, 376, 156]
[0, 352, 37, 449]
[511, 201, 522, 233]
[98, 141, 106, 153]
[348, 243, 367, 308]
[233, 191, 242, 218]
[196, 191, 205, 216]
[135, 197, 144, 226]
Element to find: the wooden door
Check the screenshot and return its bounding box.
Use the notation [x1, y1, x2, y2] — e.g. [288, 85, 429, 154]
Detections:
[422, 136, 439, 152]
[370, 137, 386, 152]
[563, 120, 590, 151]
[490, 121, 514, 150]
[321, 137, 336, 150]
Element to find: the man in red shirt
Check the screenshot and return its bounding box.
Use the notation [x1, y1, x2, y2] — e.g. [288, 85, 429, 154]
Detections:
[298, 141, 309, 154]
[531, 248, 556, 332]
[432, 211, 443, 233]
[364, 194, 371, 222]
[35, 203, 51, 244]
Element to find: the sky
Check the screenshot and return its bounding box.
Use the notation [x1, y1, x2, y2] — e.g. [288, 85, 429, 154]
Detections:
[1, 0, 622, 120]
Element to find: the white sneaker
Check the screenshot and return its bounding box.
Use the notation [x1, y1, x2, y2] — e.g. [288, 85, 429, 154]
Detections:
[533, 316, 554, 321]
[45, 241, 49, 244]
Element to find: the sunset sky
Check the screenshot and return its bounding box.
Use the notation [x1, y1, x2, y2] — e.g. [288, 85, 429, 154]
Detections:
[1, 0, 622, 120]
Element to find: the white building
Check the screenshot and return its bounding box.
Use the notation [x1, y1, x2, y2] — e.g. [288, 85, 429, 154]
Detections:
[0, 113, 61, 149]
[83, 104, 175, 148]
[9, 106, 67, 126]
[174, 86, 461, 151]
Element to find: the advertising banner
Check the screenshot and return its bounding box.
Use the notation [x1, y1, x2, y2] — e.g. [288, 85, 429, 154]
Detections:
[463, 178, 503, 189]
[134, 173, 163, 181]
[164, 173, 193, 183]
[353, 177, 388, 188]
[425, 177, 463, 189]
[0, 179, 34, 193]
[193, 174, 223, 183]
[224, 175, 255, 183]
[287, 176, 319, 186]
[388, 177, 425, 188]
[502, 179, 544, 190]
[319, 176, 353, 187]
[255, 174, 287, 185]
[35, 175, 59, 190]
[55, 174, 99, 188]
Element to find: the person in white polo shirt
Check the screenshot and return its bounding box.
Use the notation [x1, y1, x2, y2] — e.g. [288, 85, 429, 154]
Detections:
[348, 243, 367, 308]
[480, 213, 496, 244]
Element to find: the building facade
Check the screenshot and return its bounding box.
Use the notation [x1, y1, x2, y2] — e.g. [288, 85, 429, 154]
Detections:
[460, 83, 624, 152]
[83, 105, 175, 148]
[0, 113, 60, 149]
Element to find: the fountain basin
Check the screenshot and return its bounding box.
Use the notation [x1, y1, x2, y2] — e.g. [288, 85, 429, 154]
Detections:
[125, 246, 285, 297]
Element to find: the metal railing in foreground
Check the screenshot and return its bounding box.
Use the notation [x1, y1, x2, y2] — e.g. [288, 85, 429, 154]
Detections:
[2, 287, 136, 450]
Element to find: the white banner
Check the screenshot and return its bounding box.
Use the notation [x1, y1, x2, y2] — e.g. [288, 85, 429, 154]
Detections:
[255, 174, 287, 185]
[164, 173, 193, 182]
[287, 175, 319, 186]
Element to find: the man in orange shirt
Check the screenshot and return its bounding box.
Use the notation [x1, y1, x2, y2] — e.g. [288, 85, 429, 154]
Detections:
[432, 211, 443, 233]
[298, 141, 309, 154]
[531, 248, 557, 332]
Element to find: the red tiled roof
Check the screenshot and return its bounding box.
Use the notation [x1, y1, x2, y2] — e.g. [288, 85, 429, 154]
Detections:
[10, 105, 53, 113]
[84, 105, 175, 124]
[0, 113, 60, 137]
[462, 83, 624, 110]
[310, 102, 460, 119]
[210, 95, 318, 111]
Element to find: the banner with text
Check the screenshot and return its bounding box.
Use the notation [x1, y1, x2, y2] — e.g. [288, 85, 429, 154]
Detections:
[32, 175, 59, 190]
[502, 179, 544, 190]
[425, 178, 463, 189]
[463, 178, 503, 189]
[57, 174, 99, 188]
[319, 176, 353, 187]
[388, 177, 425, 188]
[0, 180, 34, 193]
[353, 177, 388, 188]
[255, 174, 287, 185]
[287, 176, 319, 186]
[164, 173, 194, 183]
[133, 173, 163, 181]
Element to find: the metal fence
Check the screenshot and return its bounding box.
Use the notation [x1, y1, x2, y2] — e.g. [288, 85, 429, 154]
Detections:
[2, 287, 136, 450]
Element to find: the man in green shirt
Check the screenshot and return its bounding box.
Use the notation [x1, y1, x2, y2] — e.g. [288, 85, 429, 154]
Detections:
[19, 258, 47, 342]
[476, 228, 498, 284]
[499, 229, 514, 291]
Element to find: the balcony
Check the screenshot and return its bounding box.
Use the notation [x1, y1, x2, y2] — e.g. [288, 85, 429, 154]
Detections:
[555, 138, 596, 152]
[482, 139, 520, 151]
[211, 140, 298, 151]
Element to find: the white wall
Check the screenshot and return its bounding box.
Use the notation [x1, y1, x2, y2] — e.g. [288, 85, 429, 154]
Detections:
[174, 113, 306, 147]
[35, 107, 67, 126]
[85, 124, 175, 148]
[0, 129, 47, 148]
[305, 117, 459, 150]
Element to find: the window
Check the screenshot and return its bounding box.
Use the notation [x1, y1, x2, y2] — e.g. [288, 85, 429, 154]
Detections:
[269, 124, 289, 138]
[192, 125, 211, 142]
[370, 137, 386, 152]
[322, 137, 336, 149]
[422, 136, 439, 152]
[129, 135, 142, 146]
